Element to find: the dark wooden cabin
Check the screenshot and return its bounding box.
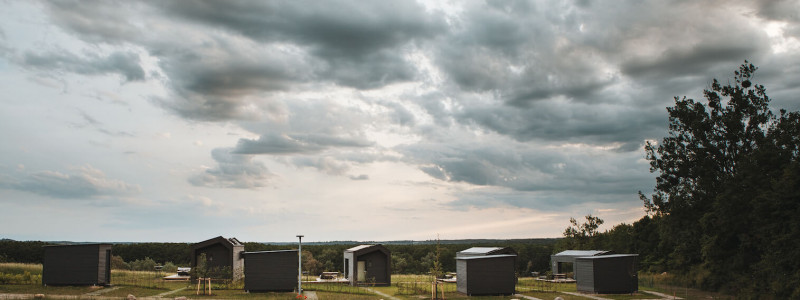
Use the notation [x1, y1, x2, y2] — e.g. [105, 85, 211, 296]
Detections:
[243, 250, 298, 292]
[42, 244, 112, 286]
[575, 254, 638, 294]
[456, 247, 517, 296]
[191, 236, 244, 281]
[343, 244, 391, 286]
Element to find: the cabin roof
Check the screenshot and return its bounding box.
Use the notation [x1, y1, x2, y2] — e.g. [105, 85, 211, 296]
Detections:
[552, 250, 610, 257]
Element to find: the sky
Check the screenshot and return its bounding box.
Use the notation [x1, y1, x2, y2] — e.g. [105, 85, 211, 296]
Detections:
[1, 0, 799, 243]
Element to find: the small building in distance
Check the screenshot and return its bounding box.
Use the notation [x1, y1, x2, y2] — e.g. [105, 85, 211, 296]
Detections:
[343, 244, 391, 286]
[456, 247, 517, 296]
[191, 236, 245, 281]
[243, 250, 298, 292]
[575, 254, 638, 294]
[42, 244, 112, 286]
[550, 250, 610, 278]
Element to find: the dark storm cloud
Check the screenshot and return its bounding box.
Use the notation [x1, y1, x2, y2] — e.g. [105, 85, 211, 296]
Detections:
[22, 50, 145, 82]
[434, 0, 773, 107]
[26, 0, 800, 204]
[756, 0, 800, 24]
[0, 165, 141, 199]
[156, 0, 445, 89]
[233, 133, 372, 155]
[398, 140, 651, 206]
[44, 0, 144, 44]
[152, 44, 313, 120]
[457, 99, 664, 146]
[434, 0, 614, 104]
[189, 148, 272, 189]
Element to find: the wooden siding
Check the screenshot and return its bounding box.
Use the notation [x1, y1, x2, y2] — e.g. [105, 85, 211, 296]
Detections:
[359, 251, 389, 285]
[456, 255, 516, 295]
[243, 250, 297, 292]
[575, 258, 594, 292]
[43, 244, 112, 286]
[575, 255, 638, 294]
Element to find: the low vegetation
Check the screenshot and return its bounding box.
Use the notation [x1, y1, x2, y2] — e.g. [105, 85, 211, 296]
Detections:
[0, 263, 736, 299]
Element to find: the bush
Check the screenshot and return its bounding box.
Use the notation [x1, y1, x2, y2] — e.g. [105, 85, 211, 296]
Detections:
[162, 261, 178, 273]
[111, 255, 130, 270]
[129, 257, 157, 271]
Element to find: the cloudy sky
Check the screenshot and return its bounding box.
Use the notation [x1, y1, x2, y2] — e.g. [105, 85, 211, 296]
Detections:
[1, 0, 799, 243]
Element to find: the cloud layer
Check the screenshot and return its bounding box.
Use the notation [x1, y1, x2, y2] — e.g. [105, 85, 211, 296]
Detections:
[1, 0, 799, 241]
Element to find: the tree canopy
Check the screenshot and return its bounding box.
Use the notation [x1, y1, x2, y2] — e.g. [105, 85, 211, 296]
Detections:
[639, 62, 800, 297]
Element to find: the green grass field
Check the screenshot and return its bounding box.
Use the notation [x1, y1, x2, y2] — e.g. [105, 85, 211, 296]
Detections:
[0, 263, 737, 299]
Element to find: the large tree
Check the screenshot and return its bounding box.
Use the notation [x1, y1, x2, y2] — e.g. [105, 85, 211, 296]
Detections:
[641, 62, 800, 296]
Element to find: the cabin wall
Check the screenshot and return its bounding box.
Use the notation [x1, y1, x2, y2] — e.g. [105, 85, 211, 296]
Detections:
[43, 244, 110, 286]
[457, 256, 515, 295]
[243, 251, 297, 292]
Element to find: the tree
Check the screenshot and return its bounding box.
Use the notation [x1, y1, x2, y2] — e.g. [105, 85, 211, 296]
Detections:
[560, 214, 604, 249]
[429, 237, 444, 300]
[640, 61, 800, 296]
[301, 250, 323, 276]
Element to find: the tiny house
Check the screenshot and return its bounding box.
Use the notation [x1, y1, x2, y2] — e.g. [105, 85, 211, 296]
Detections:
[191, 236, 245, 281]
[456, 247, 517, 295]
[243, 250, 298, 292]
[343, 245, 391, 286]
[42, 244, 112, 286]
[575, 254, 638, 294]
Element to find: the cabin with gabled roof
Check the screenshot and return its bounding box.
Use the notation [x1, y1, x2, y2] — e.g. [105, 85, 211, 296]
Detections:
[191, 236, 244, 281]
[343, 244, 391, 286]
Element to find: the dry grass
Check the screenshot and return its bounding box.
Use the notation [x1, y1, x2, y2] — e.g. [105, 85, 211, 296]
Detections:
[0, 263, 42, 275]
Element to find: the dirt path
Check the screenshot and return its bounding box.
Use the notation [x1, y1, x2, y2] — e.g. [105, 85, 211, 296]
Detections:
[302, 291, 318, 300]
[85, 287, 122, 296]
[640, 290, 683, 299]
[513, 294, 543, 300]
[153, 287, 186, 298]
[561, 291, 613, 300]
[359, 287, 401, 300]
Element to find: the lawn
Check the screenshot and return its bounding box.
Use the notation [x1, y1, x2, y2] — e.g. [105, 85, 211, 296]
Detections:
[1, 263, 738, 300]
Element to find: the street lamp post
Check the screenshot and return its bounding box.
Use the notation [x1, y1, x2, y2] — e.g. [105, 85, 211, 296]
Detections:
[297, 235, 303, 294]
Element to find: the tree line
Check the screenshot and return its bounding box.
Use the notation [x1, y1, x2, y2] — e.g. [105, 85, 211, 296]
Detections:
[560, 62, 800, 298]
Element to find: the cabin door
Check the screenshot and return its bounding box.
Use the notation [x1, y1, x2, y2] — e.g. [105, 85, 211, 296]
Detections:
[357, 261, 366, 282]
